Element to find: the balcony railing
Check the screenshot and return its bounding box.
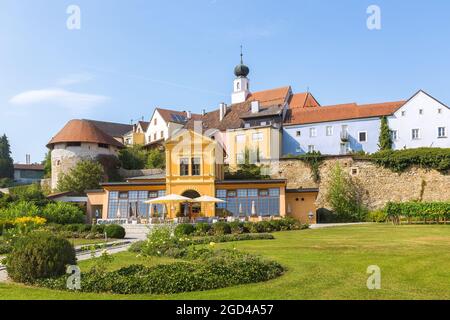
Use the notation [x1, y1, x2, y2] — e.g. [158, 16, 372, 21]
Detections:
[340, 130, 349, 142]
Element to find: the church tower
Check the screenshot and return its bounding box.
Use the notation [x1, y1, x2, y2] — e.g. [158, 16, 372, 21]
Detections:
[231, 47, 250, 104]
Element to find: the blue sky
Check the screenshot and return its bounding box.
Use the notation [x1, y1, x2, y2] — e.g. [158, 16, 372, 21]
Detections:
[1, 0, 449, 162]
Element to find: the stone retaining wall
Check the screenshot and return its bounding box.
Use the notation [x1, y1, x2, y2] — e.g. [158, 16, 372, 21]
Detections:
[270, 157, 450, 210]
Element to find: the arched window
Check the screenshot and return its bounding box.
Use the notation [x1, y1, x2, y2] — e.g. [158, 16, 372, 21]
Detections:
[236, 82, 240, 91]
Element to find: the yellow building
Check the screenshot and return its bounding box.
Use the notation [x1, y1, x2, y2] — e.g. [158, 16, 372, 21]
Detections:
[86, 129, 317, 224]
[226, 125, 281, 168]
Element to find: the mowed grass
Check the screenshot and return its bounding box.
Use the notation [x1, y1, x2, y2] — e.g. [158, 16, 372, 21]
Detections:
[2, 224, 450, 300]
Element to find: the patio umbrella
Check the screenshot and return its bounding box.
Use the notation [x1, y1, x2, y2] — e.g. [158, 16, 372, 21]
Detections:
[251, 201, 256, 215]
[193, 195, 225, 203]
[144, 194, 192, 204]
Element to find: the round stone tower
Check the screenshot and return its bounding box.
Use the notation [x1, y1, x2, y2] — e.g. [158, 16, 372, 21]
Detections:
[47, 119, 124, 191]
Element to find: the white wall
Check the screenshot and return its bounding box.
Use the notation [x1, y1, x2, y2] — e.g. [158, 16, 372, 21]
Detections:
[145, 110, 169, 144]
[51, 142, 118, 190]
[389, 91, 450, 150]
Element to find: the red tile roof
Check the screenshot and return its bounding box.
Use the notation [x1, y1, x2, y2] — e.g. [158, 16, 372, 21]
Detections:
[285, 101, 406, 125]
[289, 92, 320, 108]
[247, 86, 291, 107]
[47, 119, 125, 148]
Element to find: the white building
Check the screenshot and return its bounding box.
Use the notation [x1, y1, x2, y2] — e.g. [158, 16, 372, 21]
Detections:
[144, 108, 200, 146]
[388, 90, 450, 150]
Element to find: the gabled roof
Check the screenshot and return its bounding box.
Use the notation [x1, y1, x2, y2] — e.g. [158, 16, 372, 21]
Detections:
[137, 121, 150, 132]
[83, 119, 133, 138]
[247, 86, 291, 107]
[285, 101, 406, 125]
[47, 119, 124, 148]
[289, 92, 320, 109]
[155, 108, 202, 124]
[184, 101, 250, 132]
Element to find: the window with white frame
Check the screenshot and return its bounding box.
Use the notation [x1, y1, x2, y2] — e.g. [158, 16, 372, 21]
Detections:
[295, 147, 301, 153]
[252, 132, 263, 141]
[308, 145, 315, 153]
[296, 130, 301, 137]
[438, 108, 442, 114]
[438, 127, 447, 138]
[390, 130, 398, 141]
[412, 129, 420, 140]
[326, 126, 333, 136]
[309, 128, 317, 137]
[401, 111, 406, 116]
[419, 109, 424, 115]
[358, 131, 367, 142]
[236, 135, 245, 143]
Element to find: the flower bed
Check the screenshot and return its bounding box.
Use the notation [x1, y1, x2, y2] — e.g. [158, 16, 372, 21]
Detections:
[37, 249, 283, 294]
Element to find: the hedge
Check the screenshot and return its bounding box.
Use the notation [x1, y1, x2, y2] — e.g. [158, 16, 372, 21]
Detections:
[370, 148, 450, 173]
[385, 201, 450, 222]
[38, 250, 284, 294]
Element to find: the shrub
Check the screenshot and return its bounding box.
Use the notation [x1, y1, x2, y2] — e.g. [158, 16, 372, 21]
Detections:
[38, 249, 284, 295]
[42, 202, 85, 225]
[212, 222, 231, 235]
[128, 240, 146, 253]
[325, 163, 369, 222]
[6, 232, 76, 283]
[141, 225, 187, 258]
[0, 201, 39, 219]
[367, 210, 387, 223]
[194, 222, 211, 236]
[91, 224, 106, 234]
[105, 224, 126, 239]
[8, 184, 48, 207]
[174, 224, 195, 237]
[0, 220, 14, 236]
[228, 221, 244, 234]
[370, 148, 450, 173]
[190, 233, 274, 245]
[385, 201, 450, 223]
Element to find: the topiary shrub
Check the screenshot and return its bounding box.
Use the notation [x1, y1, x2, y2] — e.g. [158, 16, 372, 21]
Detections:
[42, 202, 85, 225]
[6, 232, 76, 284]
[211, 222, 231, 235]
[105, 224, 126, 239]
[174, 223, 195, 237]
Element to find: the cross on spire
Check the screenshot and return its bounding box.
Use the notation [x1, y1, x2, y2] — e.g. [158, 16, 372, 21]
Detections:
[240, 45, 243, 64]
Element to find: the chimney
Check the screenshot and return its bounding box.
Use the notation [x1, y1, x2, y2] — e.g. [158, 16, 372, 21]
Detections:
[219, 103, 227, 121]
[251, 100, 260, 114]
[186, 111, 192, 120]
[26, 154, 30, 165]
[202, 109, 206, 116]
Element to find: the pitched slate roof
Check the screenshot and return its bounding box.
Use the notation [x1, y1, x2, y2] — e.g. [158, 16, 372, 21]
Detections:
[84, 119, 133, 138]
[285, 101, 406, 125]
[47, 119, 125, 148]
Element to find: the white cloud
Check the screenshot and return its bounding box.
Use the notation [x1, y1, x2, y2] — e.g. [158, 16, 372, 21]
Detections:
[9, 88, 110, 111]
[56, 72, 94, 86]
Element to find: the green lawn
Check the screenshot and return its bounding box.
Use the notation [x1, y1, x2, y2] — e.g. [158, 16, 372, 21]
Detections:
[2, 224, 450, 300]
